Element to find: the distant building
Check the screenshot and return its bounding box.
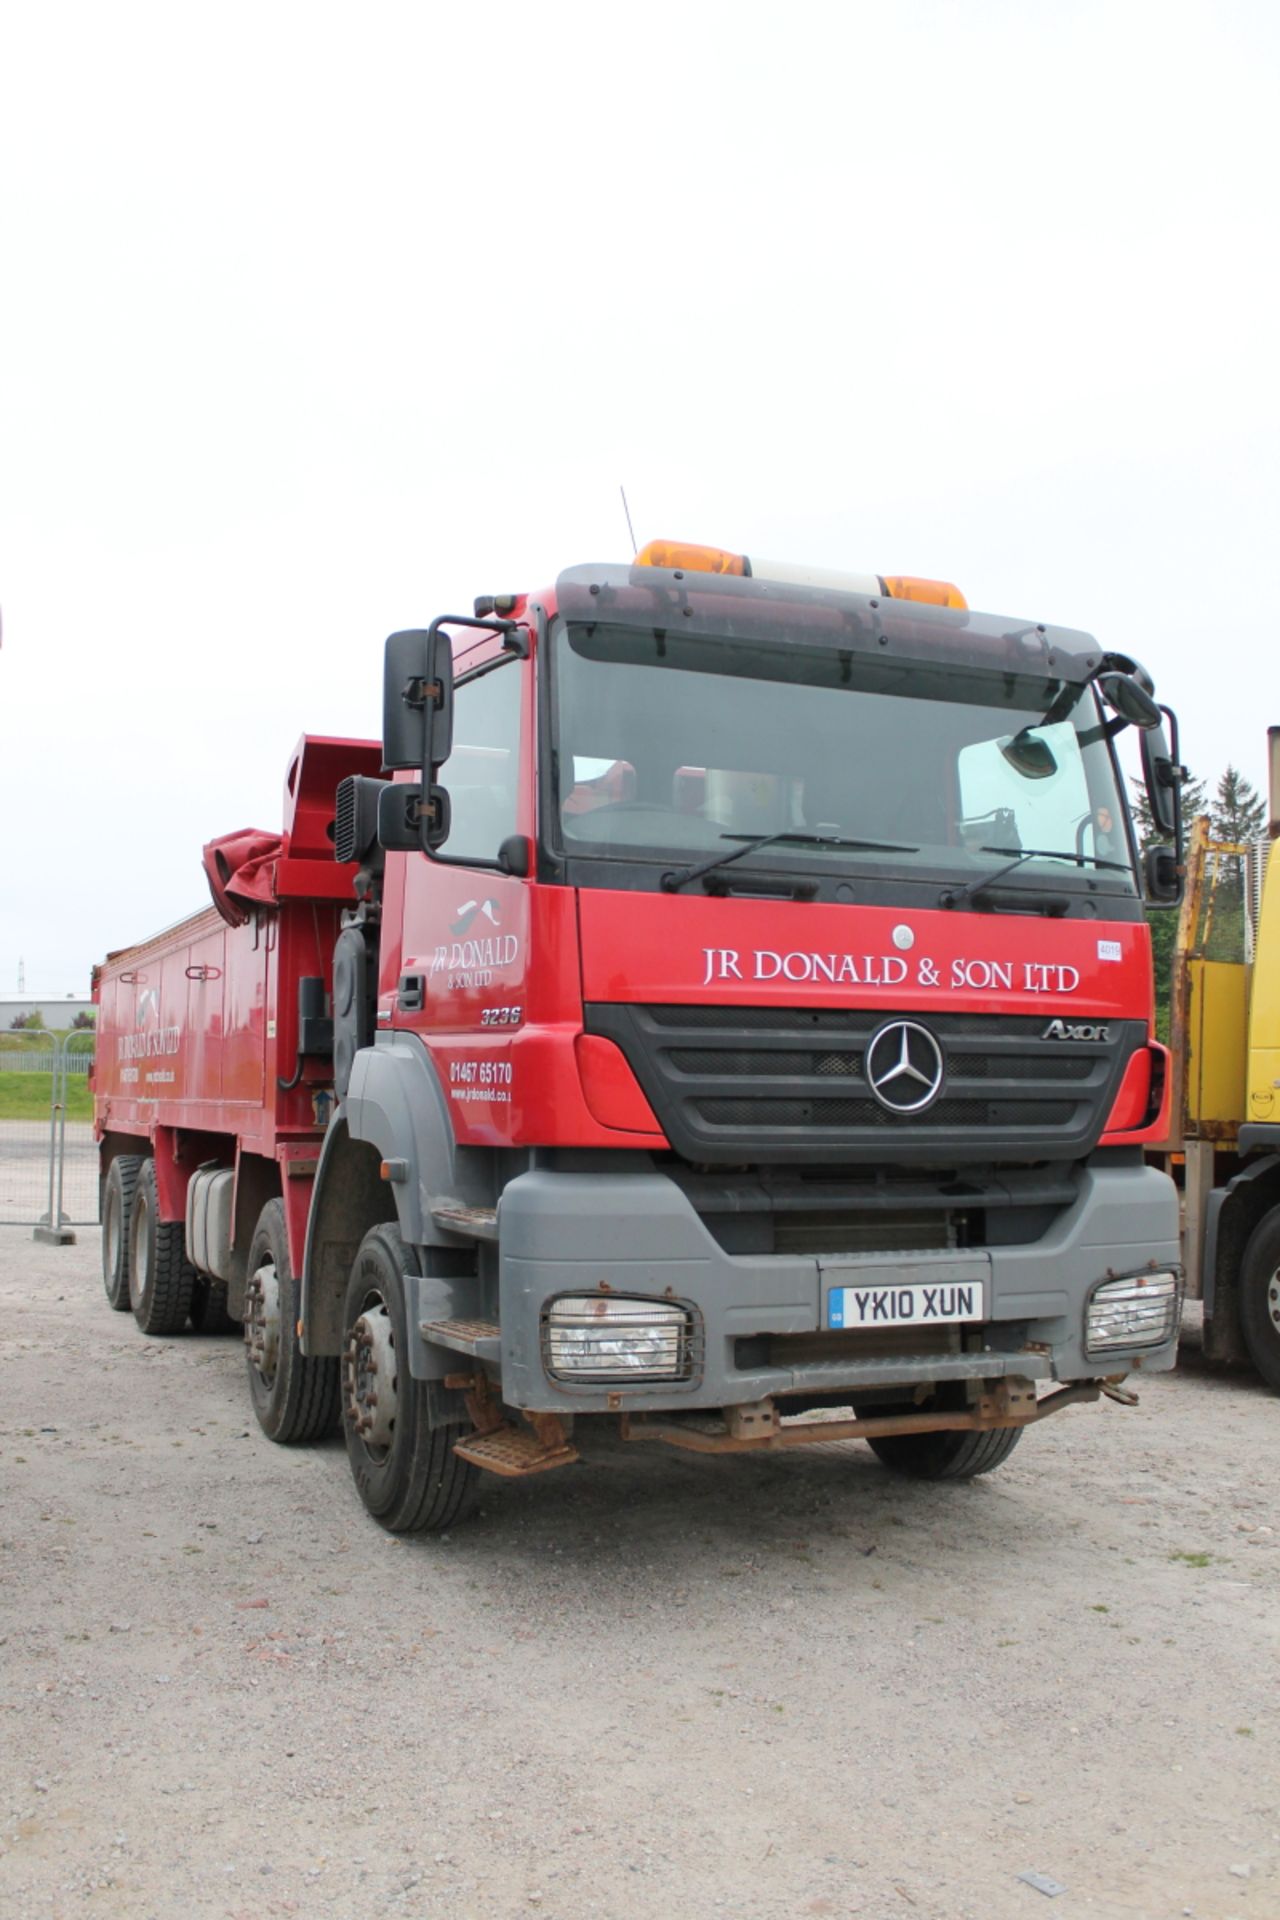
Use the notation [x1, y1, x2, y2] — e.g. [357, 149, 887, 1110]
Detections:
[0, 996, 94, 1032]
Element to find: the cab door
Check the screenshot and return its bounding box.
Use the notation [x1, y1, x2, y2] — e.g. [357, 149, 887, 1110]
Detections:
[396, 641, 532, 1139]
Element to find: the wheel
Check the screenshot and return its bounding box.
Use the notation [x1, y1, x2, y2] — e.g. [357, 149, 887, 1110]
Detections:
[101, 1154, 143, 1311]
[1239, 1206, 1280, 1393]
[190, 1278, 239, 1334]
[128, 1161, 196, 1336]
[867, 1424, 1023, 1480]
[243, 1198, 339, 1443]
[341, 1222, 480, 1533]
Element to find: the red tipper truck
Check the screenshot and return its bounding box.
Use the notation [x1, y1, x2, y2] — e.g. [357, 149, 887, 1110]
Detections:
[94, 539, 1187, 1533]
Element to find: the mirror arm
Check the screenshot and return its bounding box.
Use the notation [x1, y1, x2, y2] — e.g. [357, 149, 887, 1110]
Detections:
[1156, 704, 1184, 859]
[1075, 713, 1128, 749]
[426, 612, 523, 651]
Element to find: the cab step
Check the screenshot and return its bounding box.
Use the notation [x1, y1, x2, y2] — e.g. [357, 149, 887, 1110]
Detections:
[420, 1317, 502, 1364]
[452, 1422, 579, 1478]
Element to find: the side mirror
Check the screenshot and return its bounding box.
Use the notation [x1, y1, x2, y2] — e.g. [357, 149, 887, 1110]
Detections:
[382, 628, 454, 773]
[1140, 718, 1181, 842]
[1099, 671, 1163, 731]
[377, 780, 452, 854]
[498, 833, 531, 878]
[1144, 843, 1181, 906]
[999, 729, 1058, 780]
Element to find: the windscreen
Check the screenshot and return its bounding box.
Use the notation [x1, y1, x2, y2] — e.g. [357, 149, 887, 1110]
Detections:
[551, 622, 1136, 891]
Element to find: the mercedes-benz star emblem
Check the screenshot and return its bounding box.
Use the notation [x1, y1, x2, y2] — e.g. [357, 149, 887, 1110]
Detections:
[865, 1019, 945, 1114]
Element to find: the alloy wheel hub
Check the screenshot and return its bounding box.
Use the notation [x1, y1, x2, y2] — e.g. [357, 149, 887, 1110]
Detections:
[244, 1262, 282, 1381]
[344, 1300, 398, 1449]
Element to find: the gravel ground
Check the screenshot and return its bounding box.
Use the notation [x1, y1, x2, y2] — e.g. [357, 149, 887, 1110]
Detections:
[1, 1225, 1277, 1920]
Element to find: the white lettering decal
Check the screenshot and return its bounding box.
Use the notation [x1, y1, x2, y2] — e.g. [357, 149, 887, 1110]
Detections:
[1022, 962, 1081, 994]
[747, 951, 910, 986]
[950, 958, 1015, 991]
[118, 1026, 182, 1061]
[701, 948, 745, 985]
[448, 1056, 514, 1104]
[692, 947, 1080, 995]
[430, 933, 520, 980]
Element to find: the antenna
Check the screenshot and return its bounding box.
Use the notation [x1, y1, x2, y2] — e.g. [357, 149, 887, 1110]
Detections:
[619, 485, 638, 557]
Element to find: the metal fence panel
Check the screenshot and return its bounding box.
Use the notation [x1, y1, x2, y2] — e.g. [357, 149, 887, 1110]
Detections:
[0, 1051, 92, 1074]
[0, 1032, 99, 1229]
[59, 1035, 99, 1225]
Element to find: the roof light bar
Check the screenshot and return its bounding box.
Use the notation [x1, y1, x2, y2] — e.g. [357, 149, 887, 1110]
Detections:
[634, 539, 749, 576]
[634, 539, 966, 610]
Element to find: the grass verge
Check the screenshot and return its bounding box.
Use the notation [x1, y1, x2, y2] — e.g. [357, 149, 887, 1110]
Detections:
[0, 1073, 94, 1122]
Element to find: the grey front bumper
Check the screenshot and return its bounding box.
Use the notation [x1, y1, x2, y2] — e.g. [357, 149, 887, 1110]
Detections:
[494, 1160, 1182, 1413]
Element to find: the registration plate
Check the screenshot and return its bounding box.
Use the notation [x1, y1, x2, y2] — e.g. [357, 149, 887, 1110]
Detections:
[827, 1278, 986, 1330]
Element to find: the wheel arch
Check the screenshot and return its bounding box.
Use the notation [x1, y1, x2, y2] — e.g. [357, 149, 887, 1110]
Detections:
[227, 1150, 283, 1315]
[302, 1037, 494, 1357]
[98, 1128, 150, 1181]
[300, 1116, 396, 1356]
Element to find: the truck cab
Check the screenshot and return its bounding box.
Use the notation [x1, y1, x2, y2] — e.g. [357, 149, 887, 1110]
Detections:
[294, 543, 1185, 1529]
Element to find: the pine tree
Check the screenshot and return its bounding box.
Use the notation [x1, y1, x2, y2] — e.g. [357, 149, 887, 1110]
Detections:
[1203, 766, 1265, 961]
[1210, 766, 1266, 847]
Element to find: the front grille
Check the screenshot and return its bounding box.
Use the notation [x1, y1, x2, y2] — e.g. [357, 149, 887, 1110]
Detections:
[585, 1004, 1142, 1166]
[773, 1209, 953, 1256]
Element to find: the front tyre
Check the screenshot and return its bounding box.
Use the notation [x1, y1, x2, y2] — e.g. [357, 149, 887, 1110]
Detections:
[128, 1161, 196, 1336]
[244, 1198, 339, 1443]
[1239, 1206, 1280, 1394]
[867, 1425, 1023, 1480]
[341, 1223, 479, 1534]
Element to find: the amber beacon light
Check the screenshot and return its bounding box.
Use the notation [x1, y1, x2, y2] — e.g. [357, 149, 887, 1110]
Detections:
[635, 538, 967, 610]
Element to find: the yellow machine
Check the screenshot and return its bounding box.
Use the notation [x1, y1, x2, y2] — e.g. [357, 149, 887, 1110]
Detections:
[1159, 726, 1280, 1388]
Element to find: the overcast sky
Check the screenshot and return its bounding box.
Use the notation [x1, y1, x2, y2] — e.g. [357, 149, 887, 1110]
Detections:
[2, 1, 1277, 998]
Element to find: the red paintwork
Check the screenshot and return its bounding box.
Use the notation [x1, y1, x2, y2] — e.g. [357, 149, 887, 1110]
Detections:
[575, 1035, 662, 1134]
[1099, 1040, 1172, 1146]
[94, 736, 382, 1265]
[576, 890, 1152, 1018]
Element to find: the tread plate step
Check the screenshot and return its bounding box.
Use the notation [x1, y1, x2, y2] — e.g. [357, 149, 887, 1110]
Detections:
[419, 1318, 502, 1361]
[453, 1424, 579, 1478]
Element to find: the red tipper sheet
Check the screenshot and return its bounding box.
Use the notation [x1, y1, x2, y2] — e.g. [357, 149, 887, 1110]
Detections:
[202, 829, 283, 927]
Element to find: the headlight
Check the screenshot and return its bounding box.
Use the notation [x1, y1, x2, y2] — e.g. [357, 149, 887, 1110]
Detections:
[1085, 1271, 1181, 1355]
[543, 1295, 696, 1382]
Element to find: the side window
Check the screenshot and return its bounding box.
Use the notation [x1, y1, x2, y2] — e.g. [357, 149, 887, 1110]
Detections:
[445, 662, 522, 863]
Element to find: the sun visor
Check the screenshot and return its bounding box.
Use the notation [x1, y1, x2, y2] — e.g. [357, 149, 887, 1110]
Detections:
[554, 563, 1102, 694]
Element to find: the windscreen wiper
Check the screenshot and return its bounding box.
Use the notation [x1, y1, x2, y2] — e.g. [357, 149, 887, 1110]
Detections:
[662, 831, 919, 895]
[941, 845, 1131, 911]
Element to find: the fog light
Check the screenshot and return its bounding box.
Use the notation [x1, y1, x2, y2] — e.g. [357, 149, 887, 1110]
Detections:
[544, 1295, 694, 1382]
[1085, 1271, 1181, 1355]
